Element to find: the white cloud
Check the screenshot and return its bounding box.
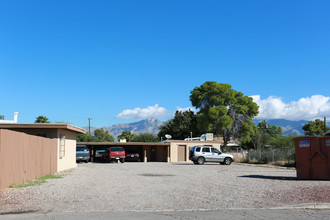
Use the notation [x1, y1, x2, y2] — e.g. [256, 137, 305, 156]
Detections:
[251, 95, 330, 120]
[175, 107, 197, 113]
[116, 104, 170, 120]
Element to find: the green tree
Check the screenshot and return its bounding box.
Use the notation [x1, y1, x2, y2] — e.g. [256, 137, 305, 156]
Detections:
[94, 128, 114, 142]
[132, 133, 159, 142]
[190, 81, 259, 146]
[0, 115, 4, 120]
[117, 130, 135, 142]
[35, 115, 50, 123]
[302, 119, 330, 136]
[76, 133, 99, 142]
[268, 135, 296, 148]
[158, 110, 201, 140]
[247, 121, 284, 150]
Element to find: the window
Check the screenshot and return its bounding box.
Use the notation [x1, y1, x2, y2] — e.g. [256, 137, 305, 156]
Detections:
[211, 148, 221, 154]
[299, 140, 310, 148]
[196, 147, 201, 152]
[110, 147, 124, 152]
[326, 139, 330, 147]
[202, 147, 210, 153]
[59, 134, 65, 159]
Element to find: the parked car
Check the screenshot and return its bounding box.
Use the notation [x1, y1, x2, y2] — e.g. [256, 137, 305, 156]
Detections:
[102, 147, 125, 163]
[189, 146, 234, 165]
[76, 145, 90, 163]
[95, 150, 106, 161]
[125, 153, 141, 162]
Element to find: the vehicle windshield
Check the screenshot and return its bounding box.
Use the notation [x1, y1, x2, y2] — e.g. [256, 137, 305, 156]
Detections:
[111, 147, 124, 152]
[76, 146, 88, 151]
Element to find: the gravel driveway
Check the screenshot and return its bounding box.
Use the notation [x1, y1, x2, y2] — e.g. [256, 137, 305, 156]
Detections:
[1, 162, 330, 214]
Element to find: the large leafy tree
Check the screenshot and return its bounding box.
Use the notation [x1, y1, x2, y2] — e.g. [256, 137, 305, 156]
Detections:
[94, 128, 114, 142]
[117, 130, 135, 142]
[76, 133, 99, 142]
[249, 121, 282, 150]
[302, 119, 330, 136]
[158, 110, 201, 140]
[35, 115, 50, 123]
[190, 81, 259, 145]
[77, 128, 114, 142]
[0, 115, 4, 120]
[132, 133, 159, 142]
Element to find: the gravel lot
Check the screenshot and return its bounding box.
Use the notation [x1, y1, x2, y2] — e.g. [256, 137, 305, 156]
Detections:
[1, 162, 330, 214]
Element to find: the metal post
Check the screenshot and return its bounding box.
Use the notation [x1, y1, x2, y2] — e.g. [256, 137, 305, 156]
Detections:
[88, 118, 92, 135]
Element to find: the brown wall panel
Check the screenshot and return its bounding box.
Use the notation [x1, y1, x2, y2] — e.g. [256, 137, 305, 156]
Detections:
[0, 129, 57, 191]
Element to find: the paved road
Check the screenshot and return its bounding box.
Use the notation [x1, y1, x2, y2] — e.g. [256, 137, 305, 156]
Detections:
[1, 209, 330, 220]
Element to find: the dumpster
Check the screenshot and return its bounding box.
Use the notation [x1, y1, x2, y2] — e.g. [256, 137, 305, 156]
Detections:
[294, 137, 330, 180]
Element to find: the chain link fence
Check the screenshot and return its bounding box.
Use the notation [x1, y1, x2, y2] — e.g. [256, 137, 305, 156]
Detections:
[228, 147, 295, 165]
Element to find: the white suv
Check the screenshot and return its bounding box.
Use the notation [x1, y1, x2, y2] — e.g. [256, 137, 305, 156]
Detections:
[189, 146, 234, 165]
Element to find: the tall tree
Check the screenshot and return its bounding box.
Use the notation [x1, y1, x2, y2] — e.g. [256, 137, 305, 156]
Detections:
[249, 121, 280, 150]
[94, 128, 114, 142]
[0, 115, 4, 120]
[35, 115, 50, 123]
[190, 81, 259, 146]
[132, 133, 159, 142]
[77, 133, 99, 142]
[302, 119, 330, 136]
[117, 130, 135, 142]
[158, 110, 201, 140]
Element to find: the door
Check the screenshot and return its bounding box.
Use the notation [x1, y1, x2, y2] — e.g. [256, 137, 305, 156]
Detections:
[177, 145, 186, 161]
[211, 147, 224, 162]
[150, 146, 157, 161]
[201, 147, 212, 161]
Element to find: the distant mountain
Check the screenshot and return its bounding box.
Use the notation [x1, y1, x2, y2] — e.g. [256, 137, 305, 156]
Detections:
[83, 118, 163, 139]
[84, 117, 327, 138]
[253, 119, 310, 136]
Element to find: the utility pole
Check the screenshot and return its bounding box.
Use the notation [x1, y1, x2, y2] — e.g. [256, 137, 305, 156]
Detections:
[88, 118, 92, 135]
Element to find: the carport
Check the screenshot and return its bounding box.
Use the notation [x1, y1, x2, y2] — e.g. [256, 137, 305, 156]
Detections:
[77, 142, 170, 162]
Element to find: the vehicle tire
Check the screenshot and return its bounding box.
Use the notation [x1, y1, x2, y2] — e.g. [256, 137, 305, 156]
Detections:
[85, 160, 88, 163]
[137, 158, 140, 162]
[224, 157, 232, 165]
[197, 157, 205, 165]
[120, 158, 125, 163]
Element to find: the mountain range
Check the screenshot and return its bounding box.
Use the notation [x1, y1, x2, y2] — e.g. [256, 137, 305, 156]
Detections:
[84, 118, 329, 138]
[253, 119, 308, 136]
[83, 118, 162, 139]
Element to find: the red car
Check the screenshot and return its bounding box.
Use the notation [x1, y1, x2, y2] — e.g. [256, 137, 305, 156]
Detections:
[102, 147, 125, 163]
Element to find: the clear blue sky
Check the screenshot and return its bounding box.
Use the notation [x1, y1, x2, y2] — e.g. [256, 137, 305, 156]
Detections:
[1, 0, 330, 127]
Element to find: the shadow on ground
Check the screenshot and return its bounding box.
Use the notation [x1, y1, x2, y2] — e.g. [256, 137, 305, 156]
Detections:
[239, 175, 297, 181]
[172, 163, 221, 166]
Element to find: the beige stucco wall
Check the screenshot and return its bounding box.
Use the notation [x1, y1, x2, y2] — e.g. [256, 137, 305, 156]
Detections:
[57, 129, 77, 172]
[169, 141, 221, 162]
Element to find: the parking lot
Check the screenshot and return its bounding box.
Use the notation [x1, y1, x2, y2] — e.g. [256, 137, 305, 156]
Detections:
[1, 162, 330, 214]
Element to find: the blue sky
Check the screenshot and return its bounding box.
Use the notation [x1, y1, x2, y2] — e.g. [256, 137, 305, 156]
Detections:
[1, 0, 330, 127]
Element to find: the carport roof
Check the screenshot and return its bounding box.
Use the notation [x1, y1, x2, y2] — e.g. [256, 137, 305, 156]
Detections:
[0, 123, 86, 134]
[77, 142, 170, 146]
